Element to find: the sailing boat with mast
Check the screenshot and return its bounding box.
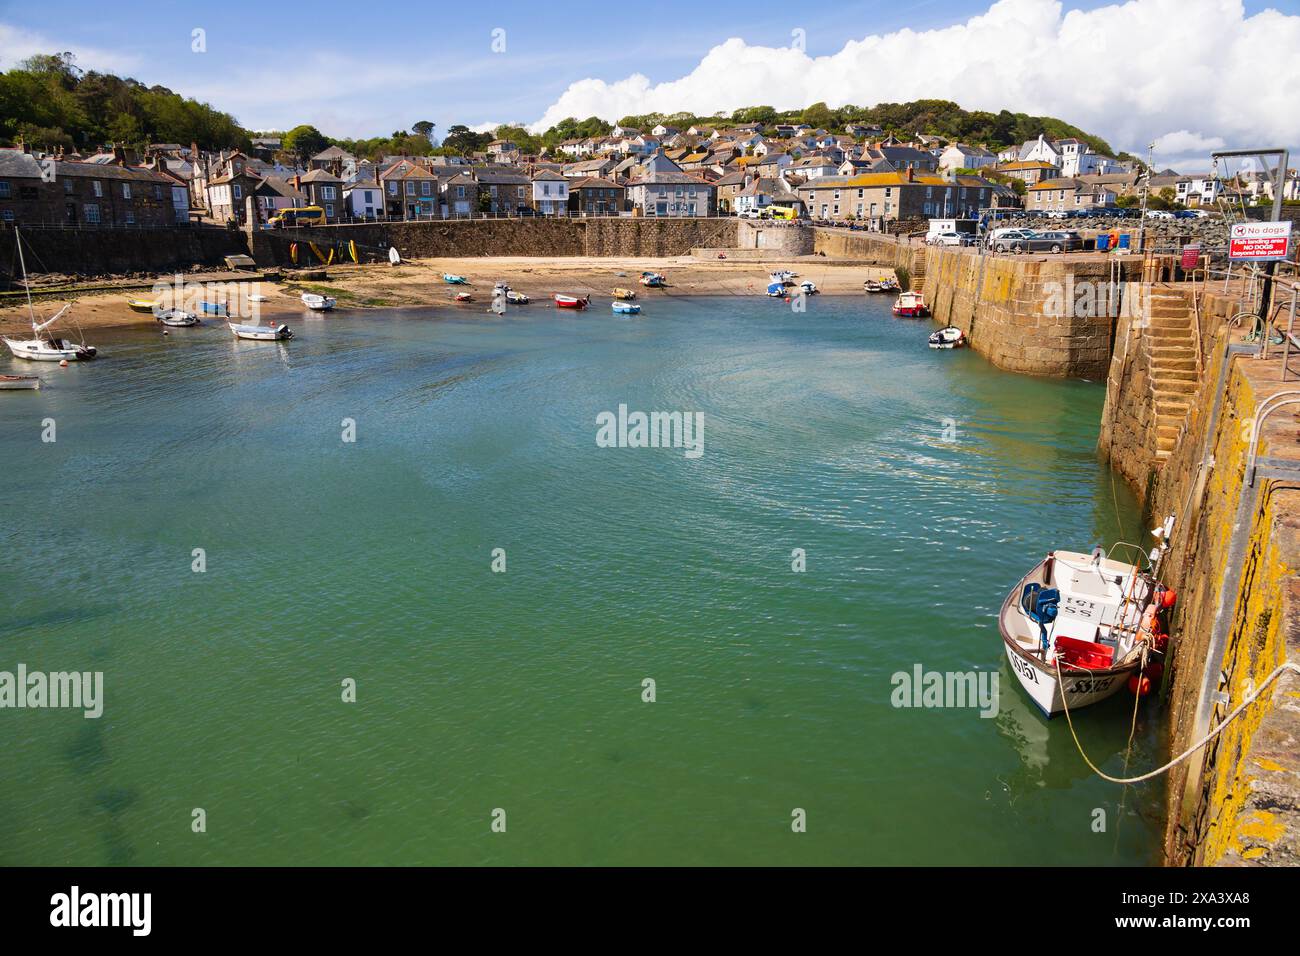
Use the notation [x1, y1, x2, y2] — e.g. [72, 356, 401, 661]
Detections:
[2, 228, 97, 361]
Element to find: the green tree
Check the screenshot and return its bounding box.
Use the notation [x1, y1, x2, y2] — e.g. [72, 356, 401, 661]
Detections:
[283, 124, 328, 161]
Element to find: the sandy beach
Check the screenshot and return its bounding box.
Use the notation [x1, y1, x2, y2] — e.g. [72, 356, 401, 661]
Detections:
[0, 255, 899, 334]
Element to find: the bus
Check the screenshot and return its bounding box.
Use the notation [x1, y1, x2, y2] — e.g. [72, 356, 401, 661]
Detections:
[764, 205, 800, 221]
[268, 206, 326, 228]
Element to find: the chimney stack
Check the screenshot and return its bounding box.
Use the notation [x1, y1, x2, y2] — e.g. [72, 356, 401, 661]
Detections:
[907, 166, 915, 183]
[112, 143, 127, 165]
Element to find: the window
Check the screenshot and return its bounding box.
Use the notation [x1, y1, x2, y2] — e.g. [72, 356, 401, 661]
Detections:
[123, 182, 132, 199]
[456, 186, 465, 198]
[884, 187, 892, 197]
[326, 204, 334, 217]
[64, 179, 73, 195]
[857, 189, 864, 198]
[84, 203, 100, 223]
[124, 210, 135, 224]
[420, 182, 430, 196]
[833, 190, 841, 200]
[0, 181, 8, 197]
[323, 186, 336, 200]
[388, 182, 397, 195]
[233, 184, 242, 199]
[405, 183, 415, 196]
[543, 184, 551, 196]
[93, 181, 103, 198]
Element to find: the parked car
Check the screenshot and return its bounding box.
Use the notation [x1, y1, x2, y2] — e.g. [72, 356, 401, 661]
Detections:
[927, 231, 976, 247]
[1146, 210, 1175, 220]
[1002, 230, 1084, 254]
[987, 228, 1036, 249]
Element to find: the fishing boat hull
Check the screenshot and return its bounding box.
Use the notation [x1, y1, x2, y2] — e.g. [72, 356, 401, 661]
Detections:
[611, 302, 640, 315]
[3, 337, 96, 361]
[0, 374, 41, 390]
[999, 552, 1159, 717]
[127, 299, 158, 313]
[928, 326, 965, 349]
[157, 310, 200, 327]
[506, 291, 529, 304]
[229, 322, 293, 341]
[553, 295, 589, 309]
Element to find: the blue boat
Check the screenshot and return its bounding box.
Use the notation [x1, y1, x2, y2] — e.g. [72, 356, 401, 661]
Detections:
[200, 301, 228, 316]
[766, 282, 786, 297]
[612, 301, 641, 315]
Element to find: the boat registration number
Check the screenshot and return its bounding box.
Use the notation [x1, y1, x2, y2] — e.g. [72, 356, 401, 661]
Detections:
[1062, 596, 1101, 621]
[1010, 653, 1038, 684]
[1066, 676, 1116, 695]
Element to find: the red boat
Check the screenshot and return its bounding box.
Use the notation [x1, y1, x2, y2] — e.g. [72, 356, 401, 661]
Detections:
[454, 292, 473, 303]
[892, 291, 930, 318]
[553, 294, 590, 309]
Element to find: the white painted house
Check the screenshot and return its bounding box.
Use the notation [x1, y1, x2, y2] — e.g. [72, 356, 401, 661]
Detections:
[345, 182, 385, 219]
[532, 170, 569, 215]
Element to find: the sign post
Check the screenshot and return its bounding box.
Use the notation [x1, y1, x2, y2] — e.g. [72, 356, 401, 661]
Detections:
[1229, 221, 1293, 262]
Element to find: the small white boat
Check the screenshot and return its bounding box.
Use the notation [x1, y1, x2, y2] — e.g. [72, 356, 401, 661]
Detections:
[0, 374, 41, 390]
[229, 321, 293, 341]
[301, 293, 335, 311]
[127, 298, 159, 313]
[2, 231, 97, 361]
[799, 280, 818, 295]
[928, 326, 965, 349]
[612, 300, 641, 315]
[999, 542, 1173, 717]
[766, 281, 786, 297]
[248, 294, 270, 303]
[157, 309, 200, 327]
[506, 290, 529, 305]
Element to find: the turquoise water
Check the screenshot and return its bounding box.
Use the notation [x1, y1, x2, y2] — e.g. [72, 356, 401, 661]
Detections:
[0, 293, 1165, 865]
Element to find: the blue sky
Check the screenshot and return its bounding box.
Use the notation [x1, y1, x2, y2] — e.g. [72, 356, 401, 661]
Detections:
[1, 0, 1298, 168]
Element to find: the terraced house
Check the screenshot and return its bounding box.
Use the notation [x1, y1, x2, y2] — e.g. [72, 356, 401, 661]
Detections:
[796, 170, 994, 222]
[0, 148, 181, 226]
[625, 171, 716, 217]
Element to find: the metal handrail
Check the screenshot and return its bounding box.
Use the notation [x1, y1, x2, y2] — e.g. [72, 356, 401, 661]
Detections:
[1245, 390, 1300, 485]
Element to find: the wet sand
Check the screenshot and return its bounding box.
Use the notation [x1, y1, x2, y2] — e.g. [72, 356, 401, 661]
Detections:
[1, 255, 899, 334]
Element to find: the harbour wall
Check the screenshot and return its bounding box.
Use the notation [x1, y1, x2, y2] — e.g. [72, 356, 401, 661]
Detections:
[0, 224, 248, 278]
[252, 217, 741, 264]
[1098, 280, 1300, 866]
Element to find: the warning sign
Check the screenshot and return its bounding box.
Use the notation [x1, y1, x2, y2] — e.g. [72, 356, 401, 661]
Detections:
[1229, 221, 1292, 261]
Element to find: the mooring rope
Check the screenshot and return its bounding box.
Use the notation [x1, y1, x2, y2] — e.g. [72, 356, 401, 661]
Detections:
[1054, 657, 1299, 784]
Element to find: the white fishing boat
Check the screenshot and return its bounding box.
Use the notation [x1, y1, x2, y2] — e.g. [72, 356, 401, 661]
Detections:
[1, 230, 96, 361]
[157, 309, 200, 327]
[506, 290, 529, 304]
[999, 527, 1175, 717]
[229, 321, 293, 341]
[248, 293, 270, 303]
[0, 374, 41, 390]
[799, 280, 818, 295]
[301, 293, 335, 311]
[928, 326, 965, 349]
[611, 300, 641, 315]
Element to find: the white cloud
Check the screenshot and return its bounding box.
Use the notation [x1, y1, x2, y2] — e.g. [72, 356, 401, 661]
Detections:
[0, 23, 140, 75]
[529, 0, 1300, 171]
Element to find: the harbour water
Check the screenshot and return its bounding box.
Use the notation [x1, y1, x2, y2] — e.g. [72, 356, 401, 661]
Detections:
[0, 294, 1165, 865]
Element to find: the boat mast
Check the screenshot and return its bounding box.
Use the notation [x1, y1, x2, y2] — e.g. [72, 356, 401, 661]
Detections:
[15, 227, 38, 332]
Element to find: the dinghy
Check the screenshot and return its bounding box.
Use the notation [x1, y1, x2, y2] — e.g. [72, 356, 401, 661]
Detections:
[863, 280, 883, 293]
[200, 301, 228, 316]
[229, 321, 293, 341]
[248, 293, 269, 303]
[455, 292, 474, 303]
[999, 531, 1175, 717]
[2, 231, 96, 361]
[799, 280, 819, 295]
[892, 291, 929, 318]
[639, 272, 665, 288]
[127, 298, 159, 313]
[157, 309, 200, 327]
[506, 291, 529, 304]
[553, 294, 590, 309]
[928, 326, 965, 349]
[301, 293, 335, 311]
[0, 374, 41, 390]
[611, 288, 637, 300]
[766, 281, 787, 297]
[611, 301, 641, 315]
[443, 274, 469, 285]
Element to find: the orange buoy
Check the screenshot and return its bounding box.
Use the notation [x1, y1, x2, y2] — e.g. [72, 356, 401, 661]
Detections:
[1161, 588, 1177, 609]
[1128, 674, 1152, 696]
[59, 359, 69, 367]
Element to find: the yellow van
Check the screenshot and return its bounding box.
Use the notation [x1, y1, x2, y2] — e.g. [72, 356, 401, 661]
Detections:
[269, 206, 326, 227]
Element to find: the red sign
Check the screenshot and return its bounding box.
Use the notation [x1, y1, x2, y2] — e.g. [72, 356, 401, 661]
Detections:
[1230, 221, 1293, 262]
[1180, 244, 1202, 271]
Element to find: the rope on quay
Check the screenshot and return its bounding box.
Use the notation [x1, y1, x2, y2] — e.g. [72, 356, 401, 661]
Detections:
[1054, 657, 1300, 785]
